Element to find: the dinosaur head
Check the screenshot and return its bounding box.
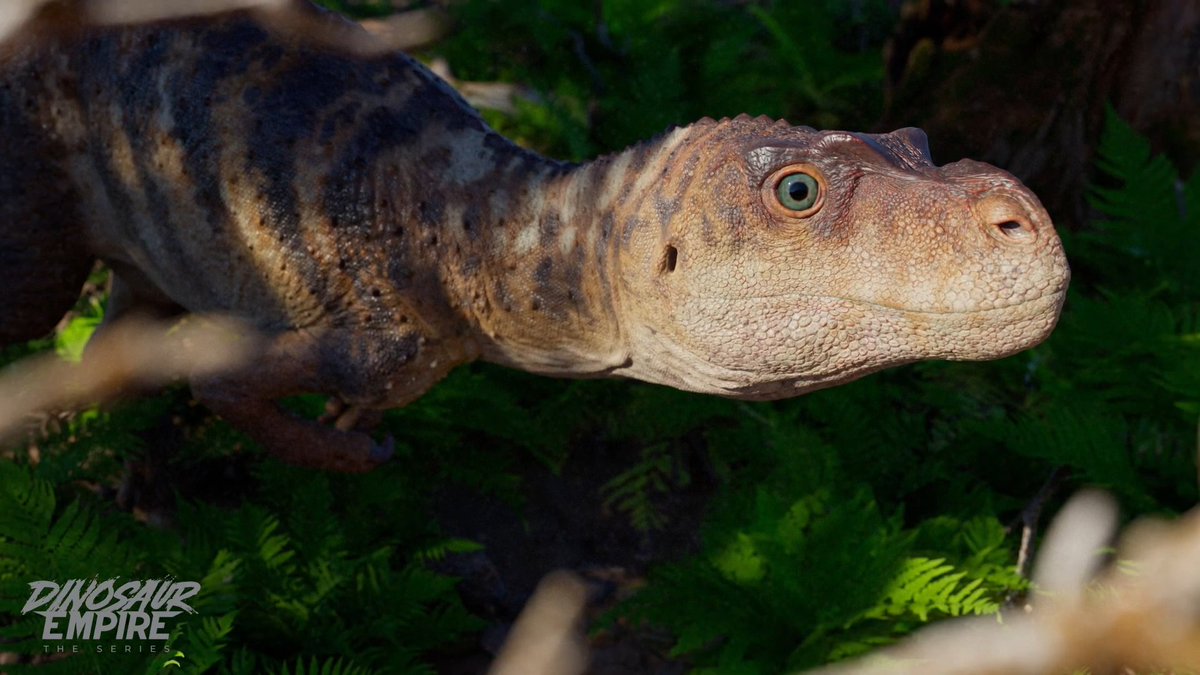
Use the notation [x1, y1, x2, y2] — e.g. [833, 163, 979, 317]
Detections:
[612, 115, 1070, 399]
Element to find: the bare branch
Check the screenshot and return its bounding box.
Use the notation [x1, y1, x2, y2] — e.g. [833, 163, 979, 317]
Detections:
[0, 0, 48, 43]
[85, 0, 286, 24]
[0, 315, 259, 445]
[806, 491, 1200, 675]
[489, 571, 589, 675]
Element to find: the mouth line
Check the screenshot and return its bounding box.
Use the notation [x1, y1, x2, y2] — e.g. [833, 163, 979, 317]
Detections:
[705, 288, 1066, 317]
[849, 289, 1065, 318]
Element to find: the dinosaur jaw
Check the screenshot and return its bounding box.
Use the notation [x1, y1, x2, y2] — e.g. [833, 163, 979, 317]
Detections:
[615, 288, 1067, 401]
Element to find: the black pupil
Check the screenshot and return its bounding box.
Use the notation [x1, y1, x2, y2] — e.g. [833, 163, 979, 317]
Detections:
[788, 178, 810, 202]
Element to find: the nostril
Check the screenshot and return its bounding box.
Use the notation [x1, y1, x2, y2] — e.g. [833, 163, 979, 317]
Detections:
[976, 193, 1041, 245]
[990, 218, 1036, 244]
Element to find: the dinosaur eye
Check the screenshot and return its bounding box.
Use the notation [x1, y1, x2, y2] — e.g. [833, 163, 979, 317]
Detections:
[776, 172, 820, 212]
[761, 164, 826, 219]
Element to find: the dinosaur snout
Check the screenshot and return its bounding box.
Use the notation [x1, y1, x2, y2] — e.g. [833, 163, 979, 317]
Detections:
[964, 184, 1071, 319]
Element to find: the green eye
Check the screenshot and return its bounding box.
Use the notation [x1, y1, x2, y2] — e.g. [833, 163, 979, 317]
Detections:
[776, 172, 820, 212]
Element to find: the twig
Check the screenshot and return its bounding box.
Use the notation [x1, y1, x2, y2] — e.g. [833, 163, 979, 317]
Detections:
[1015, 465, 1070, 578]
[0, 315, 259, 444]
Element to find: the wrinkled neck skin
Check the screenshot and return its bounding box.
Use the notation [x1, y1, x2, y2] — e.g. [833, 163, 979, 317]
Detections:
[447, 129, 688, 378]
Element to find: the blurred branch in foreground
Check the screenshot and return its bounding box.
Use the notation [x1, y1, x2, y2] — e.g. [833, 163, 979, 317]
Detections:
[0, 315, 259, 446]
[808, 491, 1200, 675]
[5, 1, 438, 54]
[358, 7, 451, 52]
[489, 571, 589, 675]
[85, 0, 285, 24]
[121, 0, 548, 114]
[0, 0, 48, 42]
[2, 1, 530, 122]
[0, 0, 288, 43]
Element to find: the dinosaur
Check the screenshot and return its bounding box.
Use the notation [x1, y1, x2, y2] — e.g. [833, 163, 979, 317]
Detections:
[0, 1, 1070, 472]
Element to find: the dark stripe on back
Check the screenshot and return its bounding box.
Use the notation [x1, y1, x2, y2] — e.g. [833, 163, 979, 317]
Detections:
[251, 45, 368, 239]
[246, 38, 385, 316]
[111, 31, 192, 296]
[320, 58, 488, 316]
[72, 33, 145, 249]
[169, 18, 268, 238]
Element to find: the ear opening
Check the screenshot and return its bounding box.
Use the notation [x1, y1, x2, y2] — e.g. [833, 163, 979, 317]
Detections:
[660, 244, 679, 273]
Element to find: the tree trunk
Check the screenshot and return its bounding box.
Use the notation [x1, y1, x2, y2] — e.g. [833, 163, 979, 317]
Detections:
[883, 0, 1200, 229]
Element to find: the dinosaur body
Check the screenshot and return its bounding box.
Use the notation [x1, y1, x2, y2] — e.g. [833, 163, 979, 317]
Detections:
[0, 2, 1070, 471]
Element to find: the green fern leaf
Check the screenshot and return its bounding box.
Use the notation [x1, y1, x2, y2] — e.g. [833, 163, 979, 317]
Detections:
[600, 442, 682, 531]
[169, 612, 237, 675]
[865, 556, 999, 623]
[1085, 105, 1200, 294]
[255, 516, 297, 572]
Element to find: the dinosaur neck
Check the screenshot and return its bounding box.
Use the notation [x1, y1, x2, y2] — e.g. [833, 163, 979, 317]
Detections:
[450, 155, 620, 376]
[445, 127, 690, 377]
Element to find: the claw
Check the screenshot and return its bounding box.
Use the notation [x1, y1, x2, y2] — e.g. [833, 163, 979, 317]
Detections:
[333, 404, 364, 432]
[319, 397, 346, 424]
[369, 435, 395, 463]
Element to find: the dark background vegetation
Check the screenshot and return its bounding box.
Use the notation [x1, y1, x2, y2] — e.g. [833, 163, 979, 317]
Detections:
[2, 0, 1198, 673]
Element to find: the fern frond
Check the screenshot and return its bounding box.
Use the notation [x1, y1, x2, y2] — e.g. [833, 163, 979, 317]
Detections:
[1085, 105, 1200, 294]
[866, 557, 998, 622]
[0, 463, 136, 592]
[255, 515, 298, 573]
[412, 538, 484, 565]
[600, 442, 684, 531]
[167, 611, 237, 675]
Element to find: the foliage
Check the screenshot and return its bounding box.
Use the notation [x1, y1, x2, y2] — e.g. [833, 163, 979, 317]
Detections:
[434, 0, 889, 161]
[606, 401, 1030, 671]
[2, 3, 1197, 675]
[0, 446, 481, 674]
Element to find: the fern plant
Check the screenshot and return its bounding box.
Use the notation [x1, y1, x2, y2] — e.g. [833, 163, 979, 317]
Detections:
[0, 462, 169, 674]
[1082, 105, 1200, 297]
[0, 451, 483, 674]
[865, 556, 998, 623]
[613, 405, 1029, 672]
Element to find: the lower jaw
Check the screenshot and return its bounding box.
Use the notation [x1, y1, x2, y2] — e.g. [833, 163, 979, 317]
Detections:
[709, 293, 1066, 401]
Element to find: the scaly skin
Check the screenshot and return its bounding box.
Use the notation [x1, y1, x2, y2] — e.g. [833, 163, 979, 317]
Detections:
[0, 2, 1070, 471]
